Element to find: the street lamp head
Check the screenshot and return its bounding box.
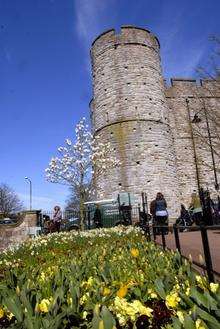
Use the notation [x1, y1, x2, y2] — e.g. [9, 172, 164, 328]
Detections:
[192, 113, 202, 124]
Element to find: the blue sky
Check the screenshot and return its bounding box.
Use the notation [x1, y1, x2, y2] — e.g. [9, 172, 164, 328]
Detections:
[0, 0, 219, 210]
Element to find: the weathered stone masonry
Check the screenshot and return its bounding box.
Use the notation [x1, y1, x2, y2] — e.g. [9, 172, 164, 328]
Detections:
[90, 26, 220, 217]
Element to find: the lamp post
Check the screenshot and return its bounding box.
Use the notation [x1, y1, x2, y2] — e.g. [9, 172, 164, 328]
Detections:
[25, 177, 32, 210]
[186, 98, 201, 192]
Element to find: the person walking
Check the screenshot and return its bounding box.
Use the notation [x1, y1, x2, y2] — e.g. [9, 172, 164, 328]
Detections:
[150, 192, 168, 234]
[52, 206, 62, 233]
[189, 191, 203, 225]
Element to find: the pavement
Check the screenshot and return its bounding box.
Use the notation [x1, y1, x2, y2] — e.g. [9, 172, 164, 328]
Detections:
[155, 229, 220, 275]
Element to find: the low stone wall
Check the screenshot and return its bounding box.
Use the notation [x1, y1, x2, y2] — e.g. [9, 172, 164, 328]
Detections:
[0, 210, 40, 251]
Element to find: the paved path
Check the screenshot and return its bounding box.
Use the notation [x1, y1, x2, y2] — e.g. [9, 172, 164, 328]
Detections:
[156, 230, 220, 275]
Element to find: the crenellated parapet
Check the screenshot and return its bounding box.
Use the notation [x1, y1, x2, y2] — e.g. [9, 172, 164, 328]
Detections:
[165, 78, 220, 98]
[91, 26, 160, 59]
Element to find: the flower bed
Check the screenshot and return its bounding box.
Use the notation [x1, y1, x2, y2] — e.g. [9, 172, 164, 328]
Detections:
[0, 226, 219, 328]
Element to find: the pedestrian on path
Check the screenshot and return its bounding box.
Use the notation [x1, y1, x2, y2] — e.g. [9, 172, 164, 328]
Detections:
[52, 205, 62, 233]
[189, 191, 203, 225]
[150, 192, 168, 234]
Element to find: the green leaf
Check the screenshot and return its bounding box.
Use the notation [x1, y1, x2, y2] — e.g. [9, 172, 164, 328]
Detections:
[3, 295, 23, 322]
[196, 306, 220, 328]
[92, 314, 101, 329]
[190, 288, 210, 310]
[154, 278, 166, 299]
[133, 287, 142, 298]
[183, 316, 196, 329]
[101, 306, 116, 329]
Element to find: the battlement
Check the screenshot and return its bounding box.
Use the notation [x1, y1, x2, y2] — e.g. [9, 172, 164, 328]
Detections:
[91, 25, 160, 57]
[165, 78, 220, 97]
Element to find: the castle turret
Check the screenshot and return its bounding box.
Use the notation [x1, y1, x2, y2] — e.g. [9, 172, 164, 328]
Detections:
[90, 26, 180, 216]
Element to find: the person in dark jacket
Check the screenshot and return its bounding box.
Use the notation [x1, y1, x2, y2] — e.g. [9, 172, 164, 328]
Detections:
[93, 204, 102, 228]
[176, 204, 192, 230]
[150, 192, 168, 234]
[52, 206, 62, 233]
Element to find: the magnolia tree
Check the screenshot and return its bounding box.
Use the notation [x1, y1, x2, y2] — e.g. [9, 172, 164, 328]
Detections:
[45, 118, 120, 229]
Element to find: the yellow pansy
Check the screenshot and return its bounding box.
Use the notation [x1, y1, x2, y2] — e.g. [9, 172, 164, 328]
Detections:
[0, 307, 4, 319]
[131, 300, 153, 317]
[148, 289, 157, 299]
[7, 312, 14, 320]
[165, 292, 180, 308]
[176, 311, 184, 324]
[131, 248, 139, 258]
[117, 285, 128, 298]
[210, 282, 219, 293]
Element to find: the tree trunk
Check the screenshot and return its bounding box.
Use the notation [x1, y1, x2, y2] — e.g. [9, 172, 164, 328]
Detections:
[79, 194, 85, 230]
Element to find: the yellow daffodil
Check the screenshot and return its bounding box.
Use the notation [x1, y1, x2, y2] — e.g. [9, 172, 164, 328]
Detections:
[185, 287, 190, 296]
[67, 296, 73, 306]
[117, 285, 128, 298]
[82, 311, 88, 319]
[16, 286, 20, 295]
[210, 282, 219, 293]
[0, 307, 4, 319]
[131, 248, 139, 258]
[199, 254, 205, 265]
[103, 287, 111, 296]
[79, 292, 90, 305]
[196, 319, 206, 329]
[87, 276, 94, 287]
[165, 292, 180, 308]
[195, 275, 206, 289]
[36, 298, 52, 313]
[98, 320, 104, 329]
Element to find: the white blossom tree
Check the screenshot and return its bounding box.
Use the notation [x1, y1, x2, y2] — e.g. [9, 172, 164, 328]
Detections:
[45, 118, 120, 229]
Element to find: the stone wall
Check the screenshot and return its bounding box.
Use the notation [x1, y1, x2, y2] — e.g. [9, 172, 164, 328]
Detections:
[166, 79, 220, 207]
[0, 210, 40, 251]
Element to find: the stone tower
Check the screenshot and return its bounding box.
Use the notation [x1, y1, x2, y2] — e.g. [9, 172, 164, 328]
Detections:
[90, 26, 180, 216]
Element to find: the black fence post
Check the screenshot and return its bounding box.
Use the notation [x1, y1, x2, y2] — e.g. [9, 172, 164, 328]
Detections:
[200, 226, 214, 282]
[173, 225, 181, 254]
[161, 227, 166, 250]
